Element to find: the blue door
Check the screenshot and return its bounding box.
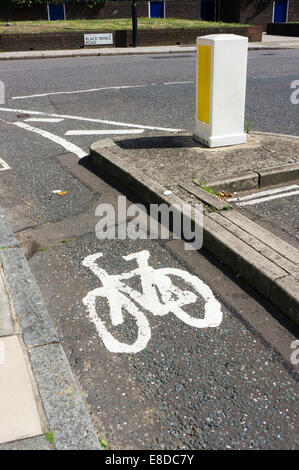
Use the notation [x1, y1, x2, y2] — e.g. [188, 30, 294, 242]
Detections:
[201, 0, 216, 21]
[273, 0, 288, 23]
[149, 2, 165, 19]
[48, 4, 66, 21]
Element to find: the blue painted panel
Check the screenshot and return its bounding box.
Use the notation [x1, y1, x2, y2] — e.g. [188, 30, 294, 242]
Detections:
[274, 0, 288, 23]
[49, 4, 65, 21]
[149, 2, 165, 19]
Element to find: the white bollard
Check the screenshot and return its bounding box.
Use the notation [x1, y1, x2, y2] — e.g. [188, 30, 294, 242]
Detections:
[193, 34, 248, 148]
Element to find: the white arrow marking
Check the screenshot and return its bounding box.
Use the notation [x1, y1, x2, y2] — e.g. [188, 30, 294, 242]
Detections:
[0, 157, 10, 171]
[13, 121, 87, 159]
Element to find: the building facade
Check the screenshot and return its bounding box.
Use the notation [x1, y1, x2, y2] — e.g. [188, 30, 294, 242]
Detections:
[0, 1, 298, 26]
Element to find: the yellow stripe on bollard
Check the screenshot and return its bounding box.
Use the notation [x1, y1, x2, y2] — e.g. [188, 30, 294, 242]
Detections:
[197, 45, 211, 125]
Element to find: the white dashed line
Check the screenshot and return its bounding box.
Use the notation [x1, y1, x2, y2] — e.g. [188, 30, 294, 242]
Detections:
[25, 118, 64, 123]
[236, 190, 299, 206]
[65, 129, 144, 136]
[11, 81, 193, 100]
[228, 185, 299, 203]
[0, 107, 183, 133]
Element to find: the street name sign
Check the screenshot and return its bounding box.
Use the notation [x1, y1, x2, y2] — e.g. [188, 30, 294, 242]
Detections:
[84, 33, 113, 46]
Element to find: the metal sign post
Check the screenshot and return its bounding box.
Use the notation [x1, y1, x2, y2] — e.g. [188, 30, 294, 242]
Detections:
[132, 0, 138, 47]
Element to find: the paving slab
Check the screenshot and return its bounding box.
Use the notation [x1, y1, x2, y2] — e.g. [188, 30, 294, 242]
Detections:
[0, 435, 53, 450]
[0, 335, 43, 445]
[112, 133, 298, 194]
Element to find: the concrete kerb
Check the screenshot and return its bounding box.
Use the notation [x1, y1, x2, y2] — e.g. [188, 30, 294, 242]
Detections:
[0, 42, 297, 61]
[0, 208, 101, 450]
[90, 141, 299, 326]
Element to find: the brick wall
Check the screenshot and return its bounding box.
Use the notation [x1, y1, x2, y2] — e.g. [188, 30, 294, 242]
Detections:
[0, 26, 262, 52]
[219, 0, 240, 23]
[288, 0, 299, 22]
[239, 0, 274, 29]
[0, 5, 47, 21]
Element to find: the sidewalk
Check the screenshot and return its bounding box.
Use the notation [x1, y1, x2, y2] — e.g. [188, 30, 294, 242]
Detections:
[0, 34, 298, 61]
[90, 131, 299, 326]
[0, 209, 101, 450]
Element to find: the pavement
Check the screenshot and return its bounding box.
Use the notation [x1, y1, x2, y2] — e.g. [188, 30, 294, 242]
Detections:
[0, 209, 101, 450]
[0, 34, 299, 61]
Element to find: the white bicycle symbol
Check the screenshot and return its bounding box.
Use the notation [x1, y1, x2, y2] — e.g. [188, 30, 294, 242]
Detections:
[82, 250, 223, 353]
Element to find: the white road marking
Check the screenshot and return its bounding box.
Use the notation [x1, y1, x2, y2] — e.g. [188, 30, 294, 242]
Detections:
[0, 106, 183, 133]
[13, 121, 87, 159]
[11, 81, 193, 100]
[237, 189, 299, 206]
[25, 118, 64, 123]
[65, 129, 144, 136]
[0, 157, 10, 171]
[82, 250, 222, 353]
[228, 184, 299, 202]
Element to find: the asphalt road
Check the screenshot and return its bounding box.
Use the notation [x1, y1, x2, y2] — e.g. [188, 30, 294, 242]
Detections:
[0, 50, 298, 450]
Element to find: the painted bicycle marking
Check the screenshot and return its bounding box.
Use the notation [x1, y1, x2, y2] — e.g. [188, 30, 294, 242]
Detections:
[82, 250, 223, 353]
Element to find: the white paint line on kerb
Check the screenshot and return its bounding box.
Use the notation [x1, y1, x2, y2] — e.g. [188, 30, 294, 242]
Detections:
[0, 157, 10, 171]
[13, 121, 87, 159]
[11, 81, 193, 100]
[65, 129, 144, 136]
[237, 190, 299, 206]
[25, 118, 64, 123]
[0, 107, 183, 133]
[228, 184, 299, 202]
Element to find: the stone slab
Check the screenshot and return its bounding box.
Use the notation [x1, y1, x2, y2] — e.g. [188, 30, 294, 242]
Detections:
[0, 336, 42, 445]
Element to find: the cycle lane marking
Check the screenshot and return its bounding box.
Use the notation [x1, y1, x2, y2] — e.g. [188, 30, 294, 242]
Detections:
[82, 249, 223, 354]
